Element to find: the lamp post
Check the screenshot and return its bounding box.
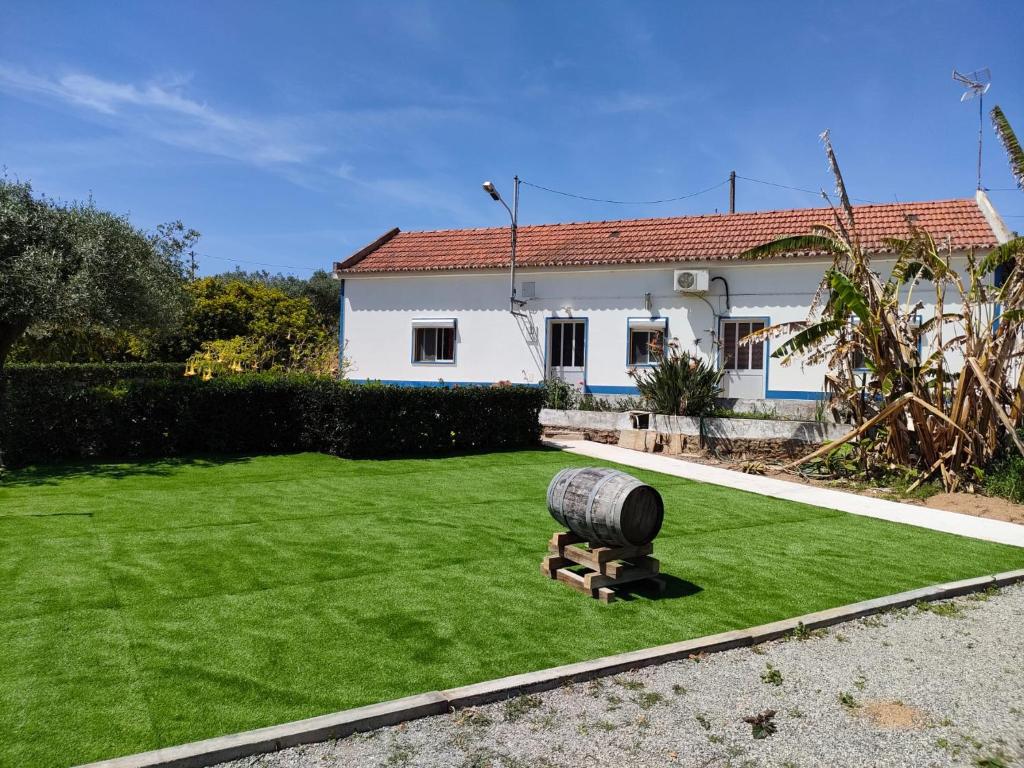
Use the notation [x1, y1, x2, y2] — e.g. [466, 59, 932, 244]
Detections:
[482, 176, 526, 313]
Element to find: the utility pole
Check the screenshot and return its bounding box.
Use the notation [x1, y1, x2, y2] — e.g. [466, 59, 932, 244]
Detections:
[729, 170, 736, 214]
[188, 249, 197, 281]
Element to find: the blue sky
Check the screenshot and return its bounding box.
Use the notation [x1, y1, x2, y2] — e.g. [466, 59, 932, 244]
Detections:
[2, 1, 1022, 276]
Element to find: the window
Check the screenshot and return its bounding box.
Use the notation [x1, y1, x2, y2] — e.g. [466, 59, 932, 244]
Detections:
[627, 318, 668, 366]
[549, 320, 585, 368]
[721, 320, 765, 371]
[412, 320, 456, 363]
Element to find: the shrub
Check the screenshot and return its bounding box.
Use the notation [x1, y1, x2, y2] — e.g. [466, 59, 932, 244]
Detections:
[3, 362, 184, 388]
[984, 454, 1024, 503]
[629, 344, 722, 416]
[0, 373, 544, 467]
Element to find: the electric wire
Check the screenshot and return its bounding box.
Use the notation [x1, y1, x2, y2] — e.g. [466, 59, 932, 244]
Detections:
[199, 252, 320, 273]
[735, 175, 880, 204]
[518, 177, 730, 205]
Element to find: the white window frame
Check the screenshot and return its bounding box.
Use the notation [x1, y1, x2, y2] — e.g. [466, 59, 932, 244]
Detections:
[627, 317, 668, 367]
[411, 319, 457, 365]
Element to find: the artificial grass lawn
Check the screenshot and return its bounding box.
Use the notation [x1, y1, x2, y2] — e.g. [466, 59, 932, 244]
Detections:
[1, 450, 1021, 767]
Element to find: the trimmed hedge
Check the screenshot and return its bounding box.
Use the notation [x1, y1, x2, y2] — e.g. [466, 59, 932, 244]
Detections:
[0, 372, 544, 467]
[3, 362, 185, 388]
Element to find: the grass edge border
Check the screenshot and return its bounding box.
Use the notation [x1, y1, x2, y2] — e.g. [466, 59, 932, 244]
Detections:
[75, 567, 1024, 768]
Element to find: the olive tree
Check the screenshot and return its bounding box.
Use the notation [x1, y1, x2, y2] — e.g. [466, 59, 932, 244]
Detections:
[0, 178, 195, 371]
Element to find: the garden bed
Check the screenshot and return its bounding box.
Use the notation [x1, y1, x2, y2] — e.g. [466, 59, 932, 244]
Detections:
[2, 450, 1021, 767]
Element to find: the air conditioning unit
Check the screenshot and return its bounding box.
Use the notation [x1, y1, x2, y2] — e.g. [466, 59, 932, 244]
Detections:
[672, 269, 709, 293]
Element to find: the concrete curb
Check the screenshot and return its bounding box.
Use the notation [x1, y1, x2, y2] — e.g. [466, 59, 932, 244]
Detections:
[76, 568, 1024, 768]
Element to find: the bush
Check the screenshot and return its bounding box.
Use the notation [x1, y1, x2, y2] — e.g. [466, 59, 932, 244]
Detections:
[985, 455, 1024, 503]
[3, 362, 184, 387]
[628, 346, 721, 416]
[0, 373, 545, 467]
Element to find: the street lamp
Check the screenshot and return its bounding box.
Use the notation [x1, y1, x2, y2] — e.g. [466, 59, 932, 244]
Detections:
[481, 176, 526, 312]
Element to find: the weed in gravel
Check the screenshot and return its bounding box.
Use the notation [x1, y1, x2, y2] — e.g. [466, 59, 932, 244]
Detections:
[614, 676, 645, 690]
[781, 762, 800, 768]
[695, 713, 712, 730]
[587, 679, 606, 697]
[385, 743, 418, 767]
[530, 711, 558, 731]
[835, 632, 849, 642]
[453, 708, 493, 727]
[750, 644, 766, 655]
[860, 614, 886, 628]
[788, 621, 826, 641]
[915, 599, 962, 617]
[606, 693, 623, 711]
[672, 684, 687, 696]
[635, 691, 665, 709]
[503, 694, 542, 722]
[708, 733, 724, 744]
[853, 673, 867, 691]
[635, 713, 651, 730]
[968, 585, 1000, 602]
[974, 753, 1011, 768]
[839, 691, 860, 709]
[760, 663, 783, 686]
[458, 747, 499, 768]
[743, 709, 778, 739]
[787, 707, 804, 718]
[595, 719, 616, 732]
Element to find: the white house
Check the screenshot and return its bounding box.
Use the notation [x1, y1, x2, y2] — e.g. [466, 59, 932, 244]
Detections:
[333, 192, 1012, 407]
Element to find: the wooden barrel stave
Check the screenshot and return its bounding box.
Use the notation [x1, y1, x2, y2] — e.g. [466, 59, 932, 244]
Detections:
[546, 467, 664, 547]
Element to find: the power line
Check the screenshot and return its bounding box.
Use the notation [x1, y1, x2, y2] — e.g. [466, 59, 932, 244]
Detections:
[199, 253, 322, 273]
[519, 177, 730, 205]
[735, 174, 880, 204]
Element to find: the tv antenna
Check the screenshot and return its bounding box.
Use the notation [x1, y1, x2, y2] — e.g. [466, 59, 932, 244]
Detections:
[952, 67, 991, 190]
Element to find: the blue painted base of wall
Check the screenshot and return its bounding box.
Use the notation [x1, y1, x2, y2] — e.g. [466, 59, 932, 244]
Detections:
[348, 379, 826, 401]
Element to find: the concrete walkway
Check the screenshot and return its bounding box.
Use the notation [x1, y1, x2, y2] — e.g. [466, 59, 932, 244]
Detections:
[543, 438, 1024, 548]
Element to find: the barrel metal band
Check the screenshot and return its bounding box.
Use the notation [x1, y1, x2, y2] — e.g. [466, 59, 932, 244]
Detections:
[555, 468, 577, 529]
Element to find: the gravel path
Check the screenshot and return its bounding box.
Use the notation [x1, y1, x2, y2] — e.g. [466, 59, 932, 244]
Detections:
[225, 583, 1024, 768]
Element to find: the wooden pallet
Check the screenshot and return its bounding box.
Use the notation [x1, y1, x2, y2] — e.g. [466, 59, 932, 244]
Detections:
[541, 531, 664, 604]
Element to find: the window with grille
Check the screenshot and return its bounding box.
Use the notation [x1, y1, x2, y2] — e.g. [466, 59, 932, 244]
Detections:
[721, 320, 765, 370]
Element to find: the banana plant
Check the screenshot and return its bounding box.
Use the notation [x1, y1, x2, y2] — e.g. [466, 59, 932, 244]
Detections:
[738, 125, 1023, 490]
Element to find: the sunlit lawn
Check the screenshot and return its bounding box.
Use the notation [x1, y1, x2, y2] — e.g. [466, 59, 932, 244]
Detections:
[1, 449, 1021, 767]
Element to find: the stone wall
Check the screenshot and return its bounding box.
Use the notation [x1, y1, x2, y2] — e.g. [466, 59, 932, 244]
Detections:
[540, 409, 851, 461]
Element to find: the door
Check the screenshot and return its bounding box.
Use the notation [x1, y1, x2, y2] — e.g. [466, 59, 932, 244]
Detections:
[720, 319, 766, 398]
[547, 319, 586, 386]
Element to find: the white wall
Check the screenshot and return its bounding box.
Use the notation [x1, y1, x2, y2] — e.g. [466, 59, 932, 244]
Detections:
[341, 255, 985, 400]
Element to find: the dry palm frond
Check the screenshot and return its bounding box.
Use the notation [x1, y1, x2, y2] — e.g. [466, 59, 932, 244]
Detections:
[741, 126, 1024, 490]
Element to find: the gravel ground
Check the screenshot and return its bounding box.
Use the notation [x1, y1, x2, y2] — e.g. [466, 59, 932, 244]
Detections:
[224, 583, 1024, 768]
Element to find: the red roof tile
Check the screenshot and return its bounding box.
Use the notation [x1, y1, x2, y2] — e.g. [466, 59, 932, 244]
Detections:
[335, 199, 998, 274]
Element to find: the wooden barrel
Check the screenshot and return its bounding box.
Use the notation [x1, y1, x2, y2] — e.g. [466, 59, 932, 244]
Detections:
[546, 467, 664, 547]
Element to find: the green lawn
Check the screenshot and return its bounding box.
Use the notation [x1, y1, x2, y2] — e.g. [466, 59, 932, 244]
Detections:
[1, 449, 1021, 767]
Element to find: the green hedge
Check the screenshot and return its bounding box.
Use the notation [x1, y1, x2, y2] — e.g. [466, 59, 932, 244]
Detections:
[0, 373, 544, 467]
[3, 362, 185, 388]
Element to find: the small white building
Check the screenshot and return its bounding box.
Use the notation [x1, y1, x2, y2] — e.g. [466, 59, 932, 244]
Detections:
[334, 193, 1012, 407]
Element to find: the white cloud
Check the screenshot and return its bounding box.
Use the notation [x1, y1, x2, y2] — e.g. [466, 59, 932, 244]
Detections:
[0, 64, 321, 166]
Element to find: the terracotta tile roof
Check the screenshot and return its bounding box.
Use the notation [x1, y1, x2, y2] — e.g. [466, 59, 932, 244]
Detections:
[335, 198, 999, 274]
